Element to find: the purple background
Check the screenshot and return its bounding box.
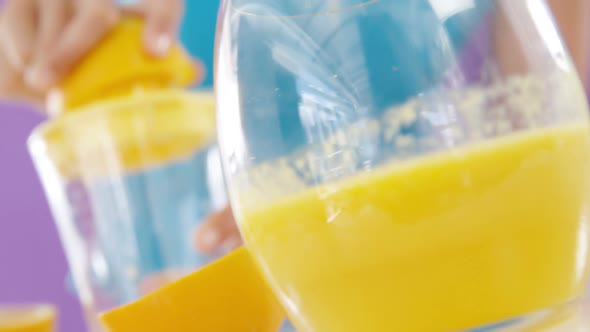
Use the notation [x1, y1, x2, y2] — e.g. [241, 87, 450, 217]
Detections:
[0, 3, 86, 331]
[0, 103, 86, 331]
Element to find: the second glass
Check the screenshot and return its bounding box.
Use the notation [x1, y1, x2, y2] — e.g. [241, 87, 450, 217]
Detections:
[29, 91, 226, 330]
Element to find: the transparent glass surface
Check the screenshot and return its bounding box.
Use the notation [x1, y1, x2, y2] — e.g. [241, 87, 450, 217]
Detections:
[215, 0, 590, 331]
[28, 91, 227, 330]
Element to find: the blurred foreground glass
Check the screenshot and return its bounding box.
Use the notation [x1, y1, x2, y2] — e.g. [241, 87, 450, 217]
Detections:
[216, 0, 590, 331]
[0, 304, 56, 332]
[28, 91, 226, 331]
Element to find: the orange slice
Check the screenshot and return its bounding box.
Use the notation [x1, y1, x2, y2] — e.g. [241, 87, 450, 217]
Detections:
[0, 304, 56, 332]
[52, 17, 200, 114]
[100, 247, 285, 332]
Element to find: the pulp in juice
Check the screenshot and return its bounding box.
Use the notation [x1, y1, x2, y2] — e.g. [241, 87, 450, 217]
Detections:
[242, 124, 590, 332]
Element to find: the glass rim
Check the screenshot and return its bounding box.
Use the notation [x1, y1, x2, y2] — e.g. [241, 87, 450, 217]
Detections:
[27, 89, 217, 179]
[229, 0, 381, 18]
[29, 89, 215, 143]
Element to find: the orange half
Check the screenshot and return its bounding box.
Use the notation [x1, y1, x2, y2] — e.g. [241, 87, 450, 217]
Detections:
[53, 17, 200, 113]
[100, 247, 285, 332]
[0, 304, 56, 332]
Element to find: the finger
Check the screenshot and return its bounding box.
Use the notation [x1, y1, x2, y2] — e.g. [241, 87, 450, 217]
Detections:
[25, 1, 120, 90]
[193, 206, 241, 254]
[139, 270, 189, 296]
[548, 0, 590, 82]
[192, 57, 206, 86]
[216, 236, 244, 257]
[36, 0, 72, 52]
[0, 47, 22, 95]
[130, 0, 184, 56]
[0, 0, 37, 71]
[0, 46, 44, 104]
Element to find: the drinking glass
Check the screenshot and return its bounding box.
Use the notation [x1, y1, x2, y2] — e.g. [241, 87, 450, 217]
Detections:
[215, 0, 590, 331]
[28, 91, 227, 331]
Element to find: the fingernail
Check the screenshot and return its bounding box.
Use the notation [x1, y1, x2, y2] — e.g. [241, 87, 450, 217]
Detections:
[25, 66, 56, 90]
[200, 229, 220, 249]
[46, 89, 64, 118]
[148, 33, 172, 57]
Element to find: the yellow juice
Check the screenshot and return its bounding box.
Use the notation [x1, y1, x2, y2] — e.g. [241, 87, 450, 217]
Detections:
[241, 124, 590, 332]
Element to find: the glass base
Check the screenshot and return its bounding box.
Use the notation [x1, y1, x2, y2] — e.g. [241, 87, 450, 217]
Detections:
[466, 299, 589, 332]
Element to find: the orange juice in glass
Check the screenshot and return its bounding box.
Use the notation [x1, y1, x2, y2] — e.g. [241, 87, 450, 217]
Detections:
[216, 0, 590, 330]
[241, 123, 590, 331]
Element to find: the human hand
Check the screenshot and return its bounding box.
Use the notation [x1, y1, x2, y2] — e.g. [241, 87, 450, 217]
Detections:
[493, 0, 589, 82]
[139, 206, 243, 296]
[0, 0, 185, 104]
[193, 206, 244, 256]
